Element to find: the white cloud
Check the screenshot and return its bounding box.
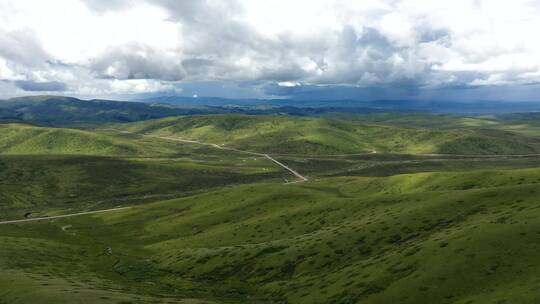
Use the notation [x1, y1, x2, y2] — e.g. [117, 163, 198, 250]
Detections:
[0, 58, 22, 80]
[278, 81, 301, 87]
[1, 0, 540, 97]
[109, 79, 181, 94]
[1, 0, 180, 62]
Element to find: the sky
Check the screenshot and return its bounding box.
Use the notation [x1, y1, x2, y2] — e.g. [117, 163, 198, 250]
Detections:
[1, 0, 540, 101]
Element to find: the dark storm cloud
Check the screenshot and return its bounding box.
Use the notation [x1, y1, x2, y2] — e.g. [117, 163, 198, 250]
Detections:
[263, 83, 421, 101]
[262, 81, 540, 102]
[13, 80, 67, 91]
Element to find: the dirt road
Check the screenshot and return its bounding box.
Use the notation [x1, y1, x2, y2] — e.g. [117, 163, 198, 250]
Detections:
[0, 207, 130, 225]
[102, 130, 309, 183]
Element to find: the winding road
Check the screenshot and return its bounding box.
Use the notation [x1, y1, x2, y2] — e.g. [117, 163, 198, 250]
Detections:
[153, 135, 308, 182]
[106, 130, 309, 183]
[0, 131, 309, 225]
[0, 207, 130, 225]
[4, 128, 539, 225]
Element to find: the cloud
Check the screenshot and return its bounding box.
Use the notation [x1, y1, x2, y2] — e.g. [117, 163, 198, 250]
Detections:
[278, 81, 302, 87]
[108, 79, 181, 94]
[90, 43, 186, 80]
[1, 0, 540, 100]
[0, 29, 50, 68]
[13, 80, 67, 91]
[80, 0, 134, 13]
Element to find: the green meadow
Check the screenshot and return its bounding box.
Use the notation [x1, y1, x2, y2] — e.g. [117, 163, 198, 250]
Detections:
[1, 111, 540, 303]
[115, 114, 540, 155]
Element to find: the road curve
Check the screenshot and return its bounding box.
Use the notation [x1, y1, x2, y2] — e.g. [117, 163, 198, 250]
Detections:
[101, 129, 309, 183]
[0, 207, 131, 225]
[154, 136, 308, 182]
[263, 154, 308, 182]
[1, 131, 309, 225]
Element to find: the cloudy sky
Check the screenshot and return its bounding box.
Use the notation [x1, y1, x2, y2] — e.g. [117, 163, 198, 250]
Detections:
[1, 0, 540, 101]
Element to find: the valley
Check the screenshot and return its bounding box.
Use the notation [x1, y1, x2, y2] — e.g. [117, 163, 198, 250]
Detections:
[1, 101, 540, 303]
[3, 1, 540, 302]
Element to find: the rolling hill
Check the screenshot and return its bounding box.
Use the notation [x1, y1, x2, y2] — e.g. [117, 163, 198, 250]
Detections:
[0, 122, 285, 220]
[0, 123, 156, 156]
[1, 109, 540, 303]
[0, 95, 221, 126]
[116, 114, 540, 155]
[2, 168, 540, 303]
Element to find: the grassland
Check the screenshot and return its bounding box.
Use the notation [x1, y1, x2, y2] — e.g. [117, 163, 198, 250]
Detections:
[335, 112, 540, 139]
[0, 123, 149, 156]
[114, 114, 540, 155]
[0, 154, 282, 221]
[1, 112, 540, 303]
[0, 123, 286, 220]
[2, 168, 540, 303]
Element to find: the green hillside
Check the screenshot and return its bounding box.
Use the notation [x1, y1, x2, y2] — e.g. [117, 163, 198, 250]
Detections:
[0, 123, 215, 156]
[0, 95, 219, 126]
[331, 113, 501, 129]
[335, 112, 540, 139]
[1, 168, 540, 303]
[116, 114, 540, 155]
[2, 111, 540, 303]
[0, 122, 287, 220]
[0, 123, 146, 155]
[0, 154, 281, 220]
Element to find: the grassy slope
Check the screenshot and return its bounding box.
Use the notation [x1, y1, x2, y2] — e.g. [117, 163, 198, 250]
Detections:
[0, 123, 286, 220]
[2, 113, 540, 303]
[1, 168, 540, 303]
[0, 95, 218, 126]
[0, 154, 281, 220]
[118, 115, 376, 154]
[0, 123, 155, 156]
[116, 114, 540, 155]
[331, 113, 501, 129]
[336, 112, 540, 149]
[0, 122, 266, 157]
[279, 153, 540, 177]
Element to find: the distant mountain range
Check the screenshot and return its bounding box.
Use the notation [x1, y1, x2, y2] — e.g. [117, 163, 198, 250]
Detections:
[1, 95, 540, 126]
[0, 95, 226, 126]
[139, 95, 540, 113]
